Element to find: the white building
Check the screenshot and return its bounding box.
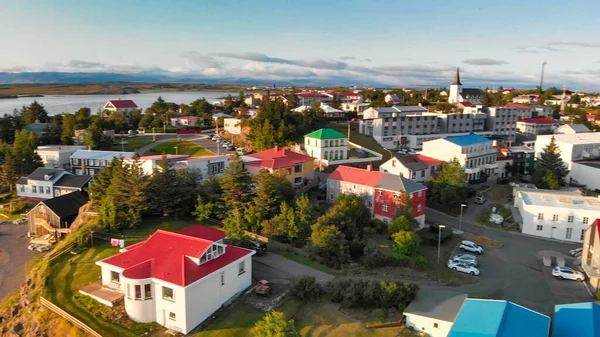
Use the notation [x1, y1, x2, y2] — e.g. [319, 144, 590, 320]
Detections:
[516, 118, 558, 135]
[531, 105, 554, 118]
[126, 155, 190, 175]
[512, 95, 540, 104]
[70, 150, 135, 175]
[514, 188, 600, 242]
[554, 124, 591, 134]
[436, 112, 487, 133]
[16, 168, 91, 199]
[448, 68, 483, 104]
[223, 118, 241, 135]
[103, 100, 138, 114]
[95, 226, 254, 334]
[485, 105, 520, 142]
[379, 154, 442, 183]
[340, 102, 370, 115]
[304, 128, 348, 162]
[570, 161, 600, 191]
[385, 94, 401, 105]
[36, 145, 86, 170]
[173, 155, 232, 179]
[404, 289, 468, 337]
[420, 134, 497, 182]
[171, 116, 200, 127]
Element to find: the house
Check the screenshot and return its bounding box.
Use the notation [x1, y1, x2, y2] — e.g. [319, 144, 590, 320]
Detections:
[16, 168, 92, 200]
[35, 145, 87, 169]
[27, 191, 89, 244]
[420, 134, 497, 183]
[71, 149, 135, 175]
[126, 155, 190, 175]
[516, 118, 558, 135]
[513, 187, 600, 242]
[340, 102, 370, 115]
[570, 160, 600, 191]
[385, 94, 401, 105]
[212, 112, 233, 122]
[170, 116, 200, 127]
[243, 146, 315, 185]
[173, 155, 232, 179]
[447, 299, 550, 337]
[552, 302, 600, 337]
[531, 105, 554, 117]
[95, 226, 254, 334]
[295, 92, 331, 105]
[587, 113, 600, 126]
[512, 94, 540, 104]
[327, 165, 427, 227]
[327, 92, 363, 103]
[508, 146, 535, 175]
[304, 128, 348, 162]
[403, 289, 467, 337]
[495, 147, 513, 178]
[103, 100, 138, 114]
[379, 154, 442, 183]
[582, 221, 600, 291]
[448, 68, 483, 105]
[223, 118, 242, 135]
[554, 124, 591, 134]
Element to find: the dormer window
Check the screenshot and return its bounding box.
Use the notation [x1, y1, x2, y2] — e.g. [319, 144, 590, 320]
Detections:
[200, 244, 226, 264]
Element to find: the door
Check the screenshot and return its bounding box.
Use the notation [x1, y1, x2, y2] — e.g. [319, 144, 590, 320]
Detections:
[551, 227, 557, 239]
[162, 309, 166, 326]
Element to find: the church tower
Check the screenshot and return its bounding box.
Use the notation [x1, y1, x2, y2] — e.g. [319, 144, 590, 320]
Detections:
[448, 67, 463, 103]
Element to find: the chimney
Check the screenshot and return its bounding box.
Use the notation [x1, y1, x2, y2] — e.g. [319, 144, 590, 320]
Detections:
[274, 145, 279, 151]
[367, 164, 372, 171]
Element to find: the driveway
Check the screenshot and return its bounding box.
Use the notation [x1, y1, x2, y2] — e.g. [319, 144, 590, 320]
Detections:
[425, 208, 590, 316]
[0, 221, 33, 301]
[252, 252, 334, 284]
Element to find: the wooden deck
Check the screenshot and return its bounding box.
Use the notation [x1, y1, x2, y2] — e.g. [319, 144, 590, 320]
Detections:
[79, 280, 124, 307]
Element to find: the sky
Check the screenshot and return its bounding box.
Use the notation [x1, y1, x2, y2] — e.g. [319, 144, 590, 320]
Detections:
[1, 0, 600, 90]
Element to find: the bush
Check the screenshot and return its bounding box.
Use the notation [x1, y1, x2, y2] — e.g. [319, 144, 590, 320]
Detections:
[0, 201, 31, 215]
[398, 304, 406, 314]
[325, 279, 419, 309]
[371, 308, 386, 321]
[369, 218, 388, 234]
[290, 276, 322, 302]
[349, 240, 365, 260]
[595, 291, 600, 301]
[420, 225, 453, 245]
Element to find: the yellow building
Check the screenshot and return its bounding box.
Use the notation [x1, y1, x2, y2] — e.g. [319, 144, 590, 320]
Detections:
[244, 146, 315, 185]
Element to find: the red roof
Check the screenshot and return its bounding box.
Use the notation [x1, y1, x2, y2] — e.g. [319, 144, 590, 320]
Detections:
[505, 103, 532, 109]
[133, 154, 189, 161]
[328, 165, 384, 187]
[99, 226, 253, 287]
[173, 116, 199, 120]
[246, 146, 313, 169]
[106, 100, 138, 109]
[587, 113, 600, 121]
[519, 118, 558, 124]
[296, 92, 329, 98]
[328, 92, 361, 97]
[415, 154, 443, 166]
[459, 102, 473, 107]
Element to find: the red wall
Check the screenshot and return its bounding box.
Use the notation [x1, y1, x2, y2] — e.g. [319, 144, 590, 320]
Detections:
[373, 188, 427, 219]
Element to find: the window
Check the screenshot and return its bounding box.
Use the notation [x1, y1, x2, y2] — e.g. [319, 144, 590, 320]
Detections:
[382, 204, 389, 212]
[418, 191, 422, 197]
[144, 284, 152, 299]
[286, 168, 292, 175]
[169, 312, 176, 321]
[392, 160, 396, 167]
[238, 261, 246, 275]
[135, 285, 142, 300]
[162, 286, 174, 301]
[221, 272, 225, 286]
[568, 216, 574, 223]
[553, 215, 559, 222]
[46, 186, 51, 194]
[367, 200, 372, 208]
[329, 194, 334, 200]
[434, 323, 439, 328]
[127, 284, 131, 299]
[19, 185, 24, 192]
[421, 170, 425, 177]
[536, 225, 543, 231]
[294, 176, 302, 184]
[584, 217, 589, 224]
[294, 164, 303, 173]
[208, 162, 225, 175]
[110, 271, 120, 284]
[32, 185, 37, 193]
[566, 228, 573, 239]
[378, 190, 382, 196]
[581, 229, 586, 241]
[417, 204, 422, 212]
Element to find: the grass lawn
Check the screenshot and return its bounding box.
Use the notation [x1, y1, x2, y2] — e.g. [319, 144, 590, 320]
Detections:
[328, 124, 391, 164]
[268, 243, 337, 275]
[45, 217, 198, 337]
[417, 233, 478, 286]
[148, 140, 214, 157]
[110, 136, 156, 152]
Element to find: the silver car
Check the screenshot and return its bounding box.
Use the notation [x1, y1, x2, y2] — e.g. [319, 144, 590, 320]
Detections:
[452, 254, 478, 267]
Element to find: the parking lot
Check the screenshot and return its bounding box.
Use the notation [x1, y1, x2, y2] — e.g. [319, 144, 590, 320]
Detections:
[0, 221, 34, 301]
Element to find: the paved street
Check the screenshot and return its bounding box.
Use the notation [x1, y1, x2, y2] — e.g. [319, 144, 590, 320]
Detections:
[0, 221, 33, 301]
[425, 208, 590, 316]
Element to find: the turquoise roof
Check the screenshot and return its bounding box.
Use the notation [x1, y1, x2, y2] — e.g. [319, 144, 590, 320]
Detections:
[445, 134, 491, 147]
[448, 299, 549, 337]
[553, 302, 600, 337]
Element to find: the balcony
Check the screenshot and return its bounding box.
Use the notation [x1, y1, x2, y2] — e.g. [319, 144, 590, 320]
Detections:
[464, 167, 481, 174]
[484, 163, 499, 169]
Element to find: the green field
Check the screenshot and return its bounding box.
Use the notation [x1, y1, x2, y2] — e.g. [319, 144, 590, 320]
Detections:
[110, 137, 155, 152]
[148, 140, 214, 157]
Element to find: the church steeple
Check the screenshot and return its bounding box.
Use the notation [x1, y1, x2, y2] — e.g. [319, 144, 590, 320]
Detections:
[452, 67, 462, 86]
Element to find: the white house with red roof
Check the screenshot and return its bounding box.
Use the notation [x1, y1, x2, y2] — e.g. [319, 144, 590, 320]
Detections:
[379, 154, 442, 183]
[516, 118, 559, 135]
[512, 94, 540, 104]
[242, 146, 315, 185]
[171, 116, 201, 127]
[328, 165, 427, 227]
[295, 92, 331, 105]
[95, 226, 254, 334]
[103, 99, 138, 114]
[126, 154, 231, 178]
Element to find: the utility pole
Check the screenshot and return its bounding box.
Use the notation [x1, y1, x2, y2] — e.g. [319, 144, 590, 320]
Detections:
[560, 85, 567, 116]
[540, 61, 547, 90]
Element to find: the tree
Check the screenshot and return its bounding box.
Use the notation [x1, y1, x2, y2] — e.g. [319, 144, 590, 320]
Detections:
[253, 169, 295, 219]
[315, 194, 371, 241]
[543, 171, 561, 190]
[533, 136, 569, 188]
[223, 207, 248, 240]
[430, 158, 465, 187]
[253, 120, 276, 151]
[84, 123, 111, 149]
[9, 130, 43, 180]
[294, 194, 314, 240]
[481, 92, 492, 106]
[146, 155, 195, 217]
[392, 231, 420, 257]
[61, 113, 76, 144]
[388, 215, 418, 235]
[252, 311, 300, 337]
[193, 196, 214, 222]
[219, 156, 253, 209]
[20, 101, 49, 124]
[393, 191, 413, 218]
[99, 194, 118, 232]
[310, 222, 350, 268]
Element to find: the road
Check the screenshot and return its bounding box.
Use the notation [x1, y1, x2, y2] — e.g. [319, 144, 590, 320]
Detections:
[425, 208, 590, 316]
[0, 221, 33, 301]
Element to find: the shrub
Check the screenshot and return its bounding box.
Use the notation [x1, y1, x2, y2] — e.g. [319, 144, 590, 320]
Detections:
[0, 201, 31, 215]
[595, 291, 600, 301]
[349, 240, 365, 260]
[325, 278, 419, 309]
[370, 308, 386, 321]
[398, 304, 406, 314]
[369, 218, 388, 234]
[290, 276, 322, 302]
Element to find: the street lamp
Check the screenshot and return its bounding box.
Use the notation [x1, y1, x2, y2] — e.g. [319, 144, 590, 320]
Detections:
[152, 127, 156, 141]
[174, 146, 178, 155]
[459, 204, 467, 232]
[437, 225, 446, 264]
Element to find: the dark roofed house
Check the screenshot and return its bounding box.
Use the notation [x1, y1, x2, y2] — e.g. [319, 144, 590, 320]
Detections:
[404, 289, 468, 337]
[16, 167, 91, 200]
[28, 191, 89, 244]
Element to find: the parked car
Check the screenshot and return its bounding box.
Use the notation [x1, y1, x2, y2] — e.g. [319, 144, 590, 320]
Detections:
[249, 239, 267, 255]
[222, 143, 231, 148]
[28, 243, 42, 251]
[474, 196, 486, 204]
[13, 218, 27, 225]
[452, 254, 478, 266]
[552, 266, 585, 281]
[570, 248, 583, 257]
[236, 148, 246, 155]
[36, 245, 52, 253]
[459, 240, 484, 255]
[447, 259, 480, 276]
[226, 145, 235, 151]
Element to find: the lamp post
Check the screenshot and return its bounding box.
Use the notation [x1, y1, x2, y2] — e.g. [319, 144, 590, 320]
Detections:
[459, 204, 467, 232]
[437, 225, 446, 264]
[174, 146, 178, 155]
[152, 127, 156, 141]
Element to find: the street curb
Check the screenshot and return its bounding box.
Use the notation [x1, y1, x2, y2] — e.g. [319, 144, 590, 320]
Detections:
[576, 265, 595, 298]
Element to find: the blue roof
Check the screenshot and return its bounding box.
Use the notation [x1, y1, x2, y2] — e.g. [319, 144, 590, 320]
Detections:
[448, 299, 550, 337]
[553, 302, 600, 337]
[445, 134, 491, 147]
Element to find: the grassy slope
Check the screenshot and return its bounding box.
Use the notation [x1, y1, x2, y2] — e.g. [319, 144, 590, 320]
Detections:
[150, 140, 214, 157]
[110, 137, 155, 152]
[328, 123, 392, 165]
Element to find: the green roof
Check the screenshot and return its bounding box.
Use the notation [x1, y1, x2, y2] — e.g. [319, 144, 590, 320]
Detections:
[304, 128, 348, 139]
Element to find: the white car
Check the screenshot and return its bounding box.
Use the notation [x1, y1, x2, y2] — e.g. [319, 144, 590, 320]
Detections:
[36, 245, 52, 253]
[13, 218, 27, 225]
[452, 254, 478, 266]
[474, 195, 486, 204]
[459, 240, 484, 255]
[28, 243, 42, 251]
[570, 248, 583, 257]
[448, 259, 480, 276]
[552, 267, 585, 282]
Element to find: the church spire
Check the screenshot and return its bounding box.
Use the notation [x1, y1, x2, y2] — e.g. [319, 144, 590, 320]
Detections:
[452, 67, 462, 86]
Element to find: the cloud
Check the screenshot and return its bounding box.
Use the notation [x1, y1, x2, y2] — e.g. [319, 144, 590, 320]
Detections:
[540, 45, 566, 52]
[5, 60, 165, 74]
[514, 47, 537, 54]
[463, 58, 508, 66]
[547, 41, 600, 48]
[180, 52, 223, 69]
[339, 56, 356, 61]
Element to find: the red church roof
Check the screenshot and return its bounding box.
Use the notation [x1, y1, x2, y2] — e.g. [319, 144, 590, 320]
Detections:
[519, 118, 558, 124]
[246, 146, 314, 169]
[106, 100, 138, 109]
[99, 226, 253, 287]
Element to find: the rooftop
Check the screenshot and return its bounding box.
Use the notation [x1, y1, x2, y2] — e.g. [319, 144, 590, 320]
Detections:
[42, 191, 89, 219]
[448, 299, 550, 337]
[36, 145, 86, 152]
[404, 289, 467, 323]
[132, 154, 190, 161]
[518, 118, 558, 124]
[538, 132, 600, 145]
[552, 302, 600, 337]
[391, 154, 428, 171]
[98, 226, 253, 287]
[23, 168, 67, 181]
[71, 149, 135, 160]
[415, 154, 443, 166]
[518, 190, 600, 211]
[328, 165, 426, 193]
[509, 146, 535, 154]
[445, 134, 491, 147]
[305, 128, 348, 140]
[246, 146, 314, 169]
[505, 103, 532, 109]
[105, 99, 138, 109]
[53, 174, 93, 189]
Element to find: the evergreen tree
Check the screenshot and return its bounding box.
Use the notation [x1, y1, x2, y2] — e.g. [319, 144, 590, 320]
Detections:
[533, 136, 569, 188]
[295, 194, 314, 240]
[146, 155, 190, 217]
[310, 222, 349, 268]
[253, 120, 276, 151]
[219, 156, 253, 209]
[10, 130, 42, 178]
[543, 171, 561, 190]
[99, 194, 118, 232]
[193, 196, 214, 222]
[88, 158, 121, 203]
[20, 101, 49, 124]
[253, 169, 295, 219]
[223, 207, 248, 240]
[0, 153, 17, 191]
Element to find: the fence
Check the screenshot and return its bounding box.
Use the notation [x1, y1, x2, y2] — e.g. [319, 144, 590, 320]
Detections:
[46, 242, 76, 262]
[39, 297, 102, 337]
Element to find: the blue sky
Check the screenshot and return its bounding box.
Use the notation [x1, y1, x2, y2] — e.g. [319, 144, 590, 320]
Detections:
[1, 0, 600, 89]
